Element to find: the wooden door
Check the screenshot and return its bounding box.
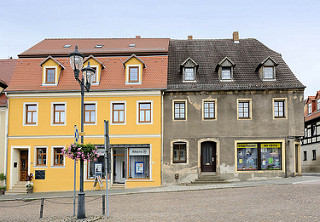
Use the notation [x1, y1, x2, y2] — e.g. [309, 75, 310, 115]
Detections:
[20, 150, 28, 181]
[201, 142, 216, 172]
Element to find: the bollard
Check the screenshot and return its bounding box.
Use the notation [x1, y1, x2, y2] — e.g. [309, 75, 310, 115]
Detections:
[102, 194, 105, 215]
[40, 197, 44, 219]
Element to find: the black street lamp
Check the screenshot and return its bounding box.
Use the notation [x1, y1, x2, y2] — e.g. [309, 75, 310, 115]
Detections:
[69, 46, 95, 219]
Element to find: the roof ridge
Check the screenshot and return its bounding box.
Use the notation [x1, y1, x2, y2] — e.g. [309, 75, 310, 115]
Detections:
[43, 38, 170, 40]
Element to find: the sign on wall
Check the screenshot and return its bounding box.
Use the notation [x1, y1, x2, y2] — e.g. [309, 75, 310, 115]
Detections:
[129, 148, 149, 156]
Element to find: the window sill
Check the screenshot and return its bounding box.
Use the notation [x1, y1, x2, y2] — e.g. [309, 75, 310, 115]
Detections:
[51, 166, 65, 168]
[126, 179, 154, 182]
[33, 166, 48, 168]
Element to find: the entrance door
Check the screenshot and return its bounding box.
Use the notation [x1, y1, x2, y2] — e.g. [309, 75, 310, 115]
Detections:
[113, 149, 126, 183]
[201, 142, 216, 172]
[20, 150, 28, 181]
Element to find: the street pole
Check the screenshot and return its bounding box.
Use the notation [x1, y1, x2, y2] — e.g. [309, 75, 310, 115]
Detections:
[104, 120, 110, 218]
[78, 81, 85, 219]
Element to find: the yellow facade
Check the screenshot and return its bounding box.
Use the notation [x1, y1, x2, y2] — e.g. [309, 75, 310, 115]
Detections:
[7, 91, 162, 192]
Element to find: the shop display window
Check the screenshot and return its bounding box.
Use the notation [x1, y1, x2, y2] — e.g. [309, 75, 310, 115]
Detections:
[237, 143, 282, 171]
[128, 148, 149, 179]
[88, 155, 106, 179]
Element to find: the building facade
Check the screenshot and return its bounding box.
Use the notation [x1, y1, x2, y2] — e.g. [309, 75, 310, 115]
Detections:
[5, 38, 169, 192]
[163, 34, 305, 184]
[301, 91, 320, 172]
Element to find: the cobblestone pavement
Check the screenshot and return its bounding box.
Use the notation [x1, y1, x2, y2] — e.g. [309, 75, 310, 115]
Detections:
[1, 179, 320, 222]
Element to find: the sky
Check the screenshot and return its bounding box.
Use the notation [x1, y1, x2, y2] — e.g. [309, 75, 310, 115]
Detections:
[0, 0, 319, 97]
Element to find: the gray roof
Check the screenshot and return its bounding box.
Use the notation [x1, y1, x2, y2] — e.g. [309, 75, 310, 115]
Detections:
[167, 39, 305, 91]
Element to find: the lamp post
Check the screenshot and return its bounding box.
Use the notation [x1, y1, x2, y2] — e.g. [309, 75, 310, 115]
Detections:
[69, 46, 95, 219]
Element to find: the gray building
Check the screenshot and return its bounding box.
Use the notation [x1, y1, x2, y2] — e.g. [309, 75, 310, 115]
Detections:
[163, 33, 305, 184]
[301, 91, 320, 172]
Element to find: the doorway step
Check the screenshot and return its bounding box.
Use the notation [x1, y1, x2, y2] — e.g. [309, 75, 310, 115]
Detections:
[110, 183, 125, 189]
[187, 174, 229, 186]
[6, 181, 28, 194]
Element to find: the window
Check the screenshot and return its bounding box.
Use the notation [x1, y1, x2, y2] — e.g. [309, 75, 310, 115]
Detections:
[184, 68, 195, 81]
[238, 100, 250, 119]
[203, 101, 215, 119]
[90, 67, 97, 83]
[84, 104, 96, 124]
[263, 66, 274, 79]
[112, 103, 125, 123]
[173, 142, 187, 163]
[54, 147, 64, 166]
[129, 67, 139, 82]
[274, 100, 285, 118]
[312, 150, 316, 160]
[308, 103, 312, 115]
[237, 143, 282, 171]
[25, 104, 38, 125]
[139, 102, 151, 123]
[317, 99, 320, 111]
[53, 104, 65, 124]
[46, 68, 55, 84]
[221, 67, 232, 80]
[129, 148, 149, 179]
[88, 155, 106, 179]
[311, 124, 317, 136]
[37, 148, 47, 166]
[174, 101, 186, 120]
[303, 151, 307, 161]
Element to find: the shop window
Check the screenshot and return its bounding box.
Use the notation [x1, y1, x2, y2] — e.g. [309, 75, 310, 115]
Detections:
[303, 151, 307, 161]
[53, 104, 65, 124]
[174, 101, 186, 120]
[112, 103, 125, 124]
[84, 104, 96, 124]
[312, 150, 316, 160]
[173, 142, 187, 163]
[37, 148, 47, 166]
[54, 147, 64, 166]
[274, 100, 285, 118]
[128, 148, 149, 179]
[88, 155, 106, 179]
[139, 102, 151, 123]
[25, 104, 38, 125]
[237, 143, 282, 171]
[203, 101, 215, 120]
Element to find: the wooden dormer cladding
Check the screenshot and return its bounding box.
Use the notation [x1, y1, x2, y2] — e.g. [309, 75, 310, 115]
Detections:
[123, 54, 146, 85]
[83, 55, 105, 85]
[180, 58, 198, 82]
[216, 57, 235, 81]
[40, 56, 65, 85]
[256, 56, 278, 81]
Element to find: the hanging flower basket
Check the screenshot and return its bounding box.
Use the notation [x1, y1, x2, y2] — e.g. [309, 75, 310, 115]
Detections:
[62, 143, 100, 161]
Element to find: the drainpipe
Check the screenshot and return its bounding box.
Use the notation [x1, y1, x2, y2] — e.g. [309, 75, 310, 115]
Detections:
[4, 92, 9, 188]
[161, 91, 164, 185]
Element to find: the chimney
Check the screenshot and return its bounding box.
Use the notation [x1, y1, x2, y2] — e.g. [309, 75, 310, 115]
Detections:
[233, 31, 239, 43]
[136, 35, 141, 39]
[188, 35, 193, 40]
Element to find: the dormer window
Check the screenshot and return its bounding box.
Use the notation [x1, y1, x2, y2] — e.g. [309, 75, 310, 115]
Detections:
[184, 68, 195, 81]
[129, 66, 139, 82]
[216, 57, 235, 81]
[83, 55, 105, 85]
[221, 67, 232, 80]
[257, 57, 278, 81]
[308, 103, 312, 115]
[263, 66, 274, 79]
[180, 58, 198, 82]
[45, 68, 55, 84]
[123, 54, 145, 85]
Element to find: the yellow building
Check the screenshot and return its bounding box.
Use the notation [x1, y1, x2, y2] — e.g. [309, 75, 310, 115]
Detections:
[5, 38, 169, 192]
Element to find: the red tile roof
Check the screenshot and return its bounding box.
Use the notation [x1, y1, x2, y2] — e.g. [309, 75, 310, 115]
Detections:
[19, 38, 170, 58]
[304, 91, 320, 122]
[0, 59, 17, 86]
[6, 56, 167, 92]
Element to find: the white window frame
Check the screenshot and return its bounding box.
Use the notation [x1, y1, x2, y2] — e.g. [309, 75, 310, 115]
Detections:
[317, 99, 320, 111]
[221, 67, 232, 80]
[51, 102, 67, 126]
[23, 102, 39, 126]
[110, 101, 127, 125]
[308, 103, 312, 115]
[89, 65, 100, 85]
[34, 146, 48, 168]
[84, 101, 97, 125]
[51, 146, 66, 167]
[136, 100, 153, 125]
[263, 66, 275, 81]
[42, 66, 57, 86]
[125, 64, 142, 85]
[237, 98, 252, 120]
[183, 67, 196, 82]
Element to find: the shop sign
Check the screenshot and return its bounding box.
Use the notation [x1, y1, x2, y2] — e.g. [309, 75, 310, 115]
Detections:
[237, 144, 257, 149]
[261, 143, 281, 148]
[129, 148, 149, 156]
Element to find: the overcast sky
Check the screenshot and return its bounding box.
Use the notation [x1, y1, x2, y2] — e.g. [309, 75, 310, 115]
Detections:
[0, 0, 319, 97]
